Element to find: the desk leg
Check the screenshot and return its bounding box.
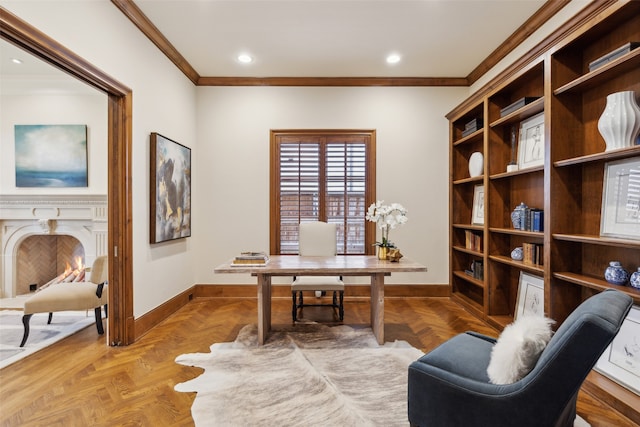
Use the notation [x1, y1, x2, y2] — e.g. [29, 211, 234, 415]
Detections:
[370, 272, 385, 345]
[257, 273, 272, 345]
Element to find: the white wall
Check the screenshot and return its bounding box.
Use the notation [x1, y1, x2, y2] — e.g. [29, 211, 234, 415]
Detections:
[195, 86, 467, 285]
[1, 0, 198, 317]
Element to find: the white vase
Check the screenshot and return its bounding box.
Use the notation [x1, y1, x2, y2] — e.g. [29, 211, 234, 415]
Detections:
[597, 91, 640, 152]
[468, 152, 483, 177]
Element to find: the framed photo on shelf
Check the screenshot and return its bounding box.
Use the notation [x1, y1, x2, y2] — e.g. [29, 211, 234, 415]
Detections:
[515, 272, 544, 320]
[595, 305, 640, 396]
[517, 112, 545, 169]
[150, 132, 192, 244]
[471, 184, 485, 225]
[600, 157, 640, 239]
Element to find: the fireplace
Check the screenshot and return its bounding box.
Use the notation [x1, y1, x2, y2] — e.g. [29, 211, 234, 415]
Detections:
[0, 195, 107, 298]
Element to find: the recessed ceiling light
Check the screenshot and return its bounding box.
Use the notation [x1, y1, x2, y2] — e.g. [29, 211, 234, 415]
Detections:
[386, 54, 401, 64]
[11, 58, 23, 64]
[237, 54, 253, 64]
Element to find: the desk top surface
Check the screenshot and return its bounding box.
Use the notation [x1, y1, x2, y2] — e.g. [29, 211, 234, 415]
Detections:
[214, 255, 427, 276]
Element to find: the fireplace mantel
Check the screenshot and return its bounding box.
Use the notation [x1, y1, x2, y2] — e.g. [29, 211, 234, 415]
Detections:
[0, 194, 108, 298]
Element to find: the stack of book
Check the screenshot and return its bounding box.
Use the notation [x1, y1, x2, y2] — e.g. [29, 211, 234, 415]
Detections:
[231, 251, 270, 266]
[462, 118, 483, 137]
[464, 230, 482, 252]
[588, 42, 640, 72]
[522, 243, 543, 266]
[465, 259, 484, 280]
[500, 97, 539, 117]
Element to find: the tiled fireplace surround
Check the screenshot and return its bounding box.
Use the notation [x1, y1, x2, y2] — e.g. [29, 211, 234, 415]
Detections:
[0, 195, 108, 298]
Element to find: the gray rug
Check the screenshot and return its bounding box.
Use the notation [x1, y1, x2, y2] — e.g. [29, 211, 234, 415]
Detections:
[0, 309, 95, 369]
[174, 323, 424, 426]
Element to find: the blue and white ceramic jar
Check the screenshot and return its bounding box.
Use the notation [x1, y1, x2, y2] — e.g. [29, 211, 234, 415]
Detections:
[604, 261, 629, 286]
[511, 247, 524, 261]
[630, 267, 640, 290]
[511, 202, 528, 230]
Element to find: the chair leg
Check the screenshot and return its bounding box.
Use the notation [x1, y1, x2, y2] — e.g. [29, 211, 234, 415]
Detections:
[94, 307, 104, 335]
[20, 314, 33, 347]
[47, 312, 53, 324]
[104, 304, 108, 318]
[339, 291, 344, 321]
[292, 291, 298, 322]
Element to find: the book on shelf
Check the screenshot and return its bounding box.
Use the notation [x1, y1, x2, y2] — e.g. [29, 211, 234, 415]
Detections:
[464, 118, 483, 131]
[460, 117, 483, 137]
[231, 251, 270, 266]
[464, 260, 484, 280]
[464, 230, 482, 252]
[522, 242, 543, 266]
[588, 42, 640, 72]
[499, 97, 540, 118]
[531, 209, 543, 232]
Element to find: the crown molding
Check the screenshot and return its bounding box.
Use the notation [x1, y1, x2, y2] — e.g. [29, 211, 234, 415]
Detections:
[197, 76, 468, 87]
[110, 0, 200, 85]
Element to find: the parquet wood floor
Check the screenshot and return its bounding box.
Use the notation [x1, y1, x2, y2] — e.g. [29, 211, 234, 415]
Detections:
[0, 297, 635, 426]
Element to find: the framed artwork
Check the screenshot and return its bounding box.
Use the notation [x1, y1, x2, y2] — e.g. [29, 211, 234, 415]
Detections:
[14, 124, 88, 187]
[515, 272, 544, 320]
[595, 305, 640, 395]
[150, 132, 192, 244]
[471, 184, 485, 225]
[600, 157, 640, 239]
[517, 112, 545, 169]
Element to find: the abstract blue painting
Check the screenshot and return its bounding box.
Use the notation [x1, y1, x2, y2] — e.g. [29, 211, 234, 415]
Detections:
[15, 124, 88, 187]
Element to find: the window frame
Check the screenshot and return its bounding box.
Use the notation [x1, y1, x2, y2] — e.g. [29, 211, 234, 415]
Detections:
[270, 129, 376, 255]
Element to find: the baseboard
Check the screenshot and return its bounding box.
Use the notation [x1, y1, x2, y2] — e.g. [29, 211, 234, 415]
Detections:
[134, 283, 449, 341]
[134, 287, 195, 341]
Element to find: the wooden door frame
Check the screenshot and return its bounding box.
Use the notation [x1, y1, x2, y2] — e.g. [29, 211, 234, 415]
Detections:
[1, 7, 135, 345]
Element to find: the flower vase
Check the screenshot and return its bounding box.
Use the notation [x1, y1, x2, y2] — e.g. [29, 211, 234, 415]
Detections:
[597, 91, 640, 152]
[378, 246, 389, 260]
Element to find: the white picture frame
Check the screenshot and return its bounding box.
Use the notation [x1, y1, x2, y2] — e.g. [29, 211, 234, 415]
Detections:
[595, 305, 640, 396]
[517, 112, 545, 169]
[515, 272, 544, 320]
[600, 157, 640, 239]
[471, 184, 484, 225]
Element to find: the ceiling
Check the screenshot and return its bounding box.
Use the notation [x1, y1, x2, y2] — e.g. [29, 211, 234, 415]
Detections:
[1, 0, 567, 92]
[131, 0, 550, 81]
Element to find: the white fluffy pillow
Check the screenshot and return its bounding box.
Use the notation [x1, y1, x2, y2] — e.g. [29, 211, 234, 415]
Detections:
[487, 316, 555, 384]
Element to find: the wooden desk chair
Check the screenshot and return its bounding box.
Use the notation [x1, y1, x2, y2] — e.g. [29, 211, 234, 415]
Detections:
[292, 221, 344, 322]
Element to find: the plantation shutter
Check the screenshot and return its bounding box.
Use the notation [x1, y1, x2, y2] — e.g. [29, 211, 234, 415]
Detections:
[272, 131, 375, 255]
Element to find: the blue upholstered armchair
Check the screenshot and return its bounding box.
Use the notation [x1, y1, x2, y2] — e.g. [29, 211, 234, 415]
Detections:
[408, 289, 633, 427]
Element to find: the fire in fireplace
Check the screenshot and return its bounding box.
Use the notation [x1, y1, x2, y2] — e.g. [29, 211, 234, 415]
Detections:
[39, 256, 87, 291]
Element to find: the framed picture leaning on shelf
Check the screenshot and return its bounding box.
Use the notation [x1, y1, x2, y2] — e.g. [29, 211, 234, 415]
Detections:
[472, 184, 485, 225]
[517, 112, 545, 169]
[515, 272, 544, 319]
[595, 305, 640, 396]
[600, 157, 640, 239]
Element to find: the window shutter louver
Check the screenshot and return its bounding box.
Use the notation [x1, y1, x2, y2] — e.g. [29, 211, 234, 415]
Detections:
[272, 131, 374, 255]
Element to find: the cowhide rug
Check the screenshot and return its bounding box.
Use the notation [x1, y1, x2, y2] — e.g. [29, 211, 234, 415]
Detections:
[174, 323, 424, 426]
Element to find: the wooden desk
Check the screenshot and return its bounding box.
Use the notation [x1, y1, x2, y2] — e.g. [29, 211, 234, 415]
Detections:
[214, 255, 427, 344]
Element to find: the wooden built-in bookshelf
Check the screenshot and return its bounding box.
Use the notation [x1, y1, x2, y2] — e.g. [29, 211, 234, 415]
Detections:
[447, 1, 640, 423]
